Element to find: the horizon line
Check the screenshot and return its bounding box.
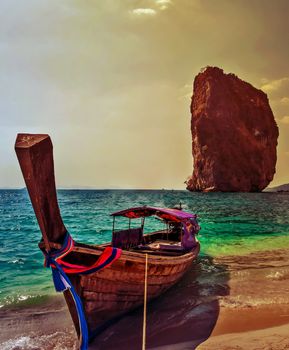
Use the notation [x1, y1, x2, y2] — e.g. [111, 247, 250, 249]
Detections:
[0, 187, 186, 191]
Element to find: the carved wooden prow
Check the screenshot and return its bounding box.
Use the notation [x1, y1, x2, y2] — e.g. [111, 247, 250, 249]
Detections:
[15, 134, 67, 251]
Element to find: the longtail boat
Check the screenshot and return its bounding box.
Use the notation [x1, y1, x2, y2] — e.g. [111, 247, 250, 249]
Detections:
[15, 133, 200, 349]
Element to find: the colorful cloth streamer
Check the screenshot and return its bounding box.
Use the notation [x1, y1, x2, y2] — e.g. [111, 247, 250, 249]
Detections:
[181, 217, 200, 250]
[43, 232, 122, 350]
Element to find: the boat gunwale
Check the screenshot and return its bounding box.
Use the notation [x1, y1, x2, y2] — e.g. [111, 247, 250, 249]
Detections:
[73, 242, 200, 265]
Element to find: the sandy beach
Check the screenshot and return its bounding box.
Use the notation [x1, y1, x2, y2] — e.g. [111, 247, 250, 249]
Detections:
[0, 296, 77, 350]
[199, 324, 289, 350]
[197, 306, 289, 350]
[1, 246, 289, 350]
[2, 301, 289, 350]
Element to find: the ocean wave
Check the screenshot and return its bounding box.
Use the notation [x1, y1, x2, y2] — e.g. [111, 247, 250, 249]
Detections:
[213, 248, 289, 271]
[0, 332, 77, 350]
[2, 294, 32, 305]
[7, 258, 25, 265]
[0, 293, 51, 308]
[266, 270, 289, 281]
[219, 295, 289, 308]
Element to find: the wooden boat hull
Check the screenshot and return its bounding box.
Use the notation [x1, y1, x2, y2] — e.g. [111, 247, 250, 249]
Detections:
[68, 243, 200, 334]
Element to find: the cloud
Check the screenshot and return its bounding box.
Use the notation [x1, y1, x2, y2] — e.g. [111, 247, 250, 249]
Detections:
[178, 83, 193, 100]
[155, 0, 172, 10]
[131, 1, 172, 15]
[131, 8, 157, 15]
[281, 97, 289, 105]
[280, 116, 289, 124]
[155, 0, 171, 4]
[261, 77, 289, 93]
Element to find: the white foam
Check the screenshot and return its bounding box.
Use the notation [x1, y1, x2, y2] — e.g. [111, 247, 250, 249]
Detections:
[1, 336, 32, 350]
[0, 332, 78, 350]
[8, 259, 24, 265]
[266, 270, 289, 281]
[219, 295, 289, 308]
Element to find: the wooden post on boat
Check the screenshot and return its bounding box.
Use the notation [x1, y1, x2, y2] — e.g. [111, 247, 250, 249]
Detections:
[15, 134, 67, 249]
[15, 133, 81, 338]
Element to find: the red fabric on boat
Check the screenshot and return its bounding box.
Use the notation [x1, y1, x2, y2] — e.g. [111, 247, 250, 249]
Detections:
[59, 247, 122, 274]
[45, 233, 122, 275]
[111, 206, 196, 222]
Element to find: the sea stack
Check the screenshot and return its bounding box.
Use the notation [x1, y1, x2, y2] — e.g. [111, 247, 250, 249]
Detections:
[186, 67, 279, 192]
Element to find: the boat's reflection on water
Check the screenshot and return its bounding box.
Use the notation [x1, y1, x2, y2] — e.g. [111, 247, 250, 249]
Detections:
[91, 256, 230, 350]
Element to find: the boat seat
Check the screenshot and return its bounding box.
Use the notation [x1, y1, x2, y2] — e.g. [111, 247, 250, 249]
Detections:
[147, 240, 184, 251]
[112, 227, 143, 249]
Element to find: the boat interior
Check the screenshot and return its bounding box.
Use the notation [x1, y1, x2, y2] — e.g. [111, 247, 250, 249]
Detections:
[110, 224, 185, 255]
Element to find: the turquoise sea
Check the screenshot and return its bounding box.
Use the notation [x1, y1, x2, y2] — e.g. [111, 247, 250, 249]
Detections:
[1, 189, 289, 309]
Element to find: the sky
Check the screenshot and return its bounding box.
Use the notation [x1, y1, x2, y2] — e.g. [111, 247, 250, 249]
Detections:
[0, 0, 289, 189]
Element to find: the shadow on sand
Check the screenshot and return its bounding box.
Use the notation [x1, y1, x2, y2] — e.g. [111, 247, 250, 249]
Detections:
[90, 255, 230, 350]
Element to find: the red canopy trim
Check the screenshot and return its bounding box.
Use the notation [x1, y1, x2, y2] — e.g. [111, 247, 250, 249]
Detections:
[111, 206, 196, 222]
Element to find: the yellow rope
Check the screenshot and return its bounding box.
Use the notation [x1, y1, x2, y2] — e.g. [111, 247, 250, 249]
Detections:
[142, 253, 148, 350]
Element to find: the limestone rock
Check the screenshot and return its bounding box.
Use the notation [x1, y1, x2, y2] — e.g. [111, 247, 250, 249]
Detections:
[186, 67, 279, 192]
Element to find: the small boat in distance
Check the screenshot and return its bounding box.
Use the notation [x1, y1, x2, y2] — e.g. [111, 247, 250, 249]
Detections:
[15, 134, 200, 349]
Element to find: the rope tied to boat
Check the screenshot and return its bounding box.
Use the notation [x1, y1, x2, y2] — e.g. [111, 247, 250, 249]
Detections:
[142, 253, 149, 350]
[43, 232, 122, 350]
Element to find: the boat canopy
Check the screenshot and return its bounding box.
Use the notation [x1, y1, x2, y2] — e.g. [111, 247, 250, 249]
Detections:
[111, 206, 196, 223]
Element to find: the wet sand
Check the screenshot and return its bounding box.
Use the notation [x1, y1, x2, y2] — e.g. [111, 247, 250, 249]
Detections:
[196, 305, 289, 350]
[1, 247, 289, 349]
[0, 296, 77, 350]
[2, 300, 289, 350]
[198, 323, 289, 350]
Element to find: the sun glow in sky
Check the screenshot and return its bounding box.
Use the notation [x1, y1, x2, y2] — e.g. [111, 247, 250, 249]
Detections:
[1, 0, 289, 189]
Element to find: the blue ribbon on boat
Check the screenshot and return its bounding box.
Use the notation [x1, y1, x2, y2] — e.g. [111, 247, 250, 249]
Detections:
[45, 245, 89, 350]
[44, 232, 121, 350]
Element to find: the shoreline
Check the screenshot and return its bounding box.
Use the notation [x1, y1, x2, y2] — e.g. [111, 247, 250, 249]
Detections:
[198, 323, 289, 350]
[212, 304, 289, 337]
[0, 295, 76, 345]
[2, 298, 289, 350]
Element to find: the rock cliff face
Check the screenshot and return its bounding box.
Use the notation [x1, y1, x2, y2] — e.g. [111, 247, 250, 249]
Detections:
[186, 67, 279, 192]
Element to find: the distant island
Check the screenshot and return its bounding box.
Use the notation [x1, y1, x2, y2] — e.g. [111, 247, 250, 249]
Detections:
[265, 183, 289, 192]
